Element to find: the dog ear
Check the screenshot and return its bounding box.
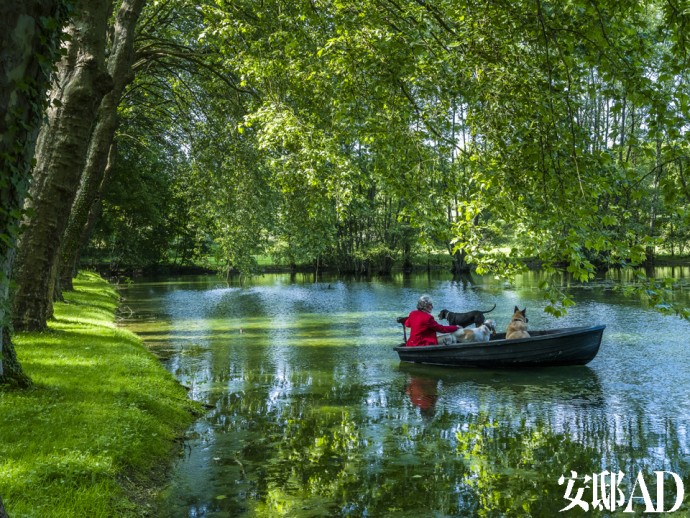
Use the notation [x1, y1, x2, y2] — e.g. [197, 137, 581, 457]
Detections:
[521, 308, 527, 316]
[514, 305, 519, 312]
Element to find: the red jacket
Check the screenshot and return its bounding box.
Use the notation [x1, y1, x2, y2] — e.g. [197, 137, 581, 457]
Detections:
[404, 310, 459, 346]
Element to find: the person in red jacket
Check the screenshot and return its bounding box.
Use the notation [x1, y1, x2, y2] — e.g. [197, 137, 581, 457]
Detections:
[404, 294, 459, 346]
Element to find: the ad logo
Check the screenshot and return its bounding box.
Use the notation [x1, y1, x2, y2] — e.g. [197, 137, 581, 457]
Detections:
[558, 470, 684, 513]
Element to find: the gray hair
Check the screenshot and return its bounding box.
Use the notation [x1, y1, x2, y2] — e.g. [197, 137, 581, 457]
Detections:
[416, 294, 434, 311]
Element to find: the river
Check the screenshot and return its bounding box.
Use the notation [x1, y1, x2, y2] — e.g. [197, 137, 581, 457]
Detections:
[117, 269, 690, 517]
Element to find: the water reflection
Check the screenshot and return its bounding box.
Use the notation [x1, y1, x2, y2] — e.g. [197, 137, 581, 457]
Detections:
[398, 362, 605, 410]
[116, 271, 690, 516]
[405, 374, 439, 418]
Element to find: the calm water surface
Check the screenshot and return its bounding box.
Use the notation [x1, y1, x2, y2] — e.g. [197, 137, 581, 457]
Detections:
[117, 270, 690, 517]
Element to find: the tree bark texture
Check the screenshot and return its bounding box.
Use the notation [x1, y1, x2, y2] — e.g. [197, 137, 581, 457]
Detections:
[59, 0, 146, 293]
[61, 143, 117, 290]
[0, 494, 8, 518]
[1, 0, 67, 386]
[12, 0, 115, 331]
[0, 328, 30, 388]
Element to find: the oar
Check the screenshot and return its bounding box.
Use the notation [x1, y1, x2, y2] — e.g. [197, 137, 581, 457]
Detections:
[396, 316, 407, 342]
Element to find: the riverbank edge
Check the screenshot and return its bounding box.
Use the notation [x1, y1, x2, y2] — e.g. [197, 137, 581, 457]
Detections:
[0, 271, 202, 517]
[85, 253, 690, 280]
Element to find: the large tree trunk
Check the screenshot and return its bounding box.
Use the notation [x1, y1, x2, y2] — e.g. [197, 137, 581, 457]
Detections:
[61, 143, 116, 289]
[12, 0, 114, 331]
[0, 328, 31, 388]
[59, 0, 146, 293]
[0, 0, 67, 386]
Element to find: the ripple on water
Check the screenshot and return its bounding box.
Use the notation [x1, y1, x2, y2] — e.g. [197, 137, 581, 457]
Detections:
[117, 272, 690, 517]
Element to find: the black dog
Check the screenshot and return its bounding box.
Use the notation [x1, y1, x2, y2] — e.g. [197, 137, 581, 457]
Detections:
[437, 304, 496, 328]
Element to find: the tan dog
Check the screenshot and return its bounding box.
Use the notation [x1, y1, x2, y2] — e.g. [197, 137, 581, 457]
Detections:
[438, 319, 497, 345]
[506, 306, 530, 340]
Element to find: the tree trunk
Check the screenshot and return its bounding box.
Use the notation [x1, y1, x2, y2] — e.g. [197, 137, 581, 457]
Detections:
[62, 144, 116, 290]
[451, 249, 469, 275]
[12, 0, 114, 331]
[378, 256, 394, 276]
[0, 494, 9, 518]
[59, 0, 145, 294]
[0, 328, 31, 388]
[402, 243, 412, 273]
[645, 135, 662, 270]
[0, 0, 67, 386]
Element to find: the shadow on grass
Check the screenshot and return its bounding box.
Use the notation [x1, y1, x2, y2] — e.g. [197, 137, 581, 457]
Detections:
[0, 272, 201, 517]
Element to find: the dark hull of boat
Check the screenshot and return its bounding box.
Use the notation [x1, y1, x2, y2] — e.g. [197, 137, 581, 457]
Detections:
[394, 325, 605, 368]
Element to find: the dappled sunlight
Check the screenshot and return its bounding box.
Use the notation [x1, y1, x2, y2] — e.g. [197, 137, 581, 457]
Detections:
[1, 274, 199, 517]
[51, 318, 118, 332]
[27, 356, 100, 368]
[115, 273, 690, 516]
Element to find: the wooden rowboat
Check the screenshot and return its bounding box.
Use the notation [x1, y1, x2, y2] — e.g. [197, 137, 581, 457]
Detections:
[394, 325, 605, 368]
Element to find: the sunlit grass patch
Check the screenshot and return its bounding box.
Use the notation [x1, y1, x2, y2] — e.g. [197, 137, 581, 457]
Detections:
[0, 271, 200, 517]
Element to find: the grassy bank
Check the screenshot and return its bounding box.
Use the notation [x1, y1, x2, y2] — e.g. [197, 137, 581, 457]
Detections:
[0, 272, 200, 517]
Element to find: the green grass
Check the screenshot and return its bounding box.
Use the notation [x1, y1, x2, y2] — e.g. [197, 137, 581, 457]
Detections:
[0, 271, 201, 517]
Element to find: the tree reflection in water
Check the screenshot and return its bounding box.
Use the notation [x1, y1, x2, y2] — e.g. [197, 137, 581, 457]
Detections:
[117, 275, 690, 517]
[160, 362, 689, 517]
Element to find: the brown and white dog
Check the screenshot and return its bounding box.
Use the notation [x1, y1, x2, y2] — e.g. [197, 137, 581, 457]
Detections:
[438, 319, 497, 345]
[505, 306, 530, 340]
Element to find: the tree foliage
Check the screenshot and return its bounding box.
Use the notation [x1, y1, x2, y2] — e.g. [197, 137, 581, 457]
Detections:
[82, 0, 690, 317]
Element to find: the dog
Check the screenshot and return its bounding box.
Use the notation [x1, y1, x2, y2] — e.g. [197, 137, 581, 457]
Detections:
[437, 304, 496, 328]
[505, 306, 530, 340]
[438, 319, 497, 345]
